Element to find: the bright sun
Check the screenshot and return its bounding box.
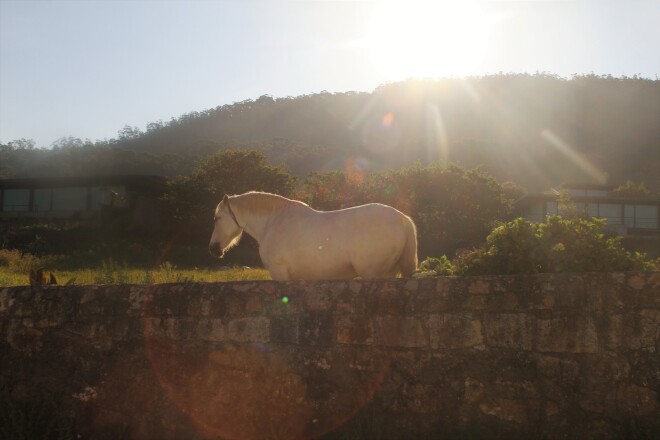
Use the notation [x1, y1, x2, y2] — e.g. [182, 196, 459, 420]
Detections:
[366, 1, 490, 79]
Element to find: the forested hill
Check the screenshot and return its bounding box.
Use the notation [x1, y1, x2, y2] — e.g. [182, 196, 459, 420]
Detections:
[2, 74, 659, 192]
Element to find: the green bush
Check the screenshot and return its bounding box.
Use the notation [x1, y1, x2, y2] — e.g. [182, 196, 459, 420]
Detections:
[455, 216, 657, 275]
[419, 256, 455, 276]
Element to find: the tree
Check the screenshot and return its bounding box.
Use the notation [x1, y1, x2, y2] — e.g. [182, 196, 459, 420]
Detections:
[557, 189, 578, 218]
[300, 162, 513, 258]
[612, 180, 652, 197]
[7, 138, 36, 150]
[50, 136, 88, 150]
[117, 125, 142, 141]
[298, 171, 366, 210]
[194, 149, 295, 198]
[162, 150, 296, 243]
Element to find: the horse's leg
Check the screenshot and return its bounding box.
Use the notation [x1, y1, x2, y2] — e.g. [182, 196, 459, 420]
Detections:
[267, 264, 290, 281]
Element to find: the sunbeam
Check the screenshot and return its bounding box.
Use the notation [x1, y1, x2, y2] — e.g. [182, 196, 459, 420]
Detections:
[540, 129, 607, 184]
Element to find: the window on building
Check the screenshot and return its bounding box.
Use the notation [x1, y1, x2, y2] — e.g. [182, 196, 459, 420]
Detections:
[90, 187, 112, 210]
[624, 205, 635, 227]
[635, 205, 658, 229]
[52, 187, 88, 211]
[598, 203, 622, 225]
[2, 189, 30, 212]
[33, 188, 52, 212]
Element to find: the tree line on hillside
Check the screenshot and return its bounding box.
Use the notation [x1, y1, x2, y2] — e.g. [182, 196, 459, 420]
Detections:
[2, 74, 658, 193]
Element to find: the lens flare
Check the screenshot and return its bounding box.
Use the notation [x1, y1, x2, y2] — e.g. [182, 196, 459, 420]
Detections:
[382, 112, 395, 127]
[540, 129, 607, 183]
[425, 103, 449, 162]
[344, 156, 370, 185]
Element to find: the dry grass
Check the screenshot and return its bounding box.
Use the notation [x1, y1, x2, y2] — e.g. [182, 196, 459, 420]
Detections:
[0, 250, 271, 286]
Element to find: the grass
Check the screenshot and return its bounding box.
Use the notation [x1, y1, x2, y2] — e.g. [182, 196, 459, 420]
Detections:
[0, 249, 271, 287]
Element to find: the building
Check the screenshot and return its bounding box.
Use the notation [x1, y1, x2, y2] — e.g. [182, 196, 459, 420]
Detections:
[517, 183, 659, 237]
[0, 175, 168, 229]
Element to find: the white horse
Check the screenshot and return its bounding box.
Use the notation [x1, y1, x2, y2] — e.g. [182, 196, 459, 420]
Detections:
[209, 191, 418, 280]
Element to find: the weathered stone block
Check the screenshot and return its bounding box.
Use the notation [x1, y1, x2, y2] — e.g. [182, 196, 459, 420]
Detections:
[416, 278, 465, 312]
[461, 294, 486, 310]
[485, 313, 533, 350]
[487, 293, 520, 311]
[336, 316, 373, 345]
[335, 289, 367, 315]
[429, 313, 483, 349]
[364, 281, 409, 315]
[639, 309, 659, 352]
[304, 291, 331, 311]
[144, 316, 192, 340]
[615, 383, 657, 417]
[530, 292, 556, 310]
[227, 316, 269, 342]
[196, 318, 225, 342]
[464, 377, 485, 404]
[270, 317, 299, 344]
[298, 312, 334, 346]
[128, 287, 146, 315]
[637, 271, 660, 309]
[479, 398, 527, 424]
[536, 316, 599, 353]
[545, 273, 586, 310]
[585, 272, 632, 312]
[601, 311, 658, 352]
[536, 355, 580, 383]
[374, 316, 428, 348]
[468, 278, 491, 295]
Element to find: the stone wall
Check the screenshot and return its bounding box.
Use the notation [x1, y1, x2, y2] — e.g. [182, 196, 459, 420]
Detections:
[0, 272, 658, 439]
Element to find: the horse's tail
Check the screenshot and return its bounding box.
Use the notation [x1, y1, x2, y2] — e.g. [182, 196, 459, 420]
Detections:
[398, 214, 418, 277]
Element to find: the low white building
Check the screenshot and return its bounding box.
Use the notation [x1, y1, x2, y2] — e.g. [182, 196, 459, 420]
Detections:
[517, 183, 659, 236]
[0, 175, 167, 228]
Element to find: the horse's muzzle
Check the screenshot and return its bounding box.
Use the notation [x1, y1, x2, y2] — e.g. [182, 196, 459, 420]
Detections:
[209, 242, 223, 258]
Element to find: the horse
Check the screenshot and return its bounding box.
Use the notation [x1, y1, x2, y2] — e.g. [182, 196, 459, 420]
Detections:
[209, 191, 418, 280]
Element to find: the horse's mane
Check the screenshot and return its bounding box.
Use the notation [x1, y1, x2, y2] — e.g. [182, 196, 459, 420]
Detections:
[230, 191, 308, 216]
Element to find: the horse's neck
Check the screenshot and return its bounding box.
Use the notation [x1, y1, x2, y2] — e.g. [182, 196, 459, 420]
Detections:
[232, 194, 297, 242]
[236, 209, 269, 242]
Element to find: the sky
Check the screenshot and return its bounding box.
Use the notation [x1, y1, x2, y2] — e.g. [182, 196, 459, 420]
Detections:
[1, 0, 659, 148]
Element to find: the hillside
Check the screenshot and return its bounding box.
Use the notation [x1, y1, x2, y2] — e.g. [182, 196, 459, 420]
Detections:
[2, 74, 659, 192]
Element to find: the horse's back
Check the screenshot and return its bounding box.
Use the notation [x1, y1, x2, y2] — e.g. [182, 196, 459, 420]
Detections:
[303, 204, 416, 278]
[337, 204, 417, 276]
[260, 202, 417, 279]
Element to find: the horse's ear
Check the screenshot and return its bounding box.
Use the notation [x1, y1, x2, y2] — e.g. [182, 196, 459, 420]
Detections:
[222, 194, 229, 203]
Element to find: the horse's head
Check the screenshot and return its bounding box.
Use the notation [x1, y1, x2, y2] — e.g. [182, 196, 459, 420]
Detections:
[209, 194, 244, 258]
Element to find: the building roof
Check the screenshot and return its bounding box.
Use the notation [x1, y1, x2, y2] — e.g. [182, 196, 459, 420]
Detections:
[0, 175, 168, 191]
[518, 191, 660, 205]
[557, 182, 616, 191]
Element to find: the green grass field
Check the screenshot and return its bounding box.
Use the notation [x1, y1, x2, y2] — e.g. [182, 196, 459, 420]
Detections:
[0, 249, 271, 287]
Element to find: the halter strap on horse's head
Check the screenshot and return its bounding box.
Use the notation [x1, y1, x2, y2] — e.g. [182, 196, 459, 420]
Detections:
[223, 194, 242, 228]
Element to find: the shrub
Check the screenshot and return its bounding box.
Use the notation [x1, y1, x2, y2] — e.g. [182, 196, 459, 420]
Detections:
[455, 216, 658, 275]
[418, 256, 455, 276]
